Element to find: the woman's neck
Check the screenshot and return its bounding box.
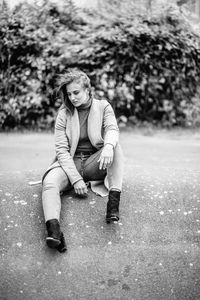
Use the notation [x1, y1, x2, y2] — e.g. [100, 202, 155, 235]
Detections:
[77, 97, 92, 110]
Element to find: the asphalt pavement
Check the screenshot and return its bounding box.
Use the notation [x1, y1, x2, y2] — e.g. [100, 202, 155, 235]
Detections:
[0, 129, 200, 300]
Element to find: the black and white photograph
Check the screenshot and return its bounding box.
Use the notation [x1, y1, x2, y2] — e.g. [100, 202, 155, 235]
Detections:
[0, 0, 200, 299]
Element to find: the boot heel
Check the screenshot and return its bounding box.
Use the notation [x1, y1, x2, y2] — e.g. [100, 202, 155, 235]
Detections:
[56, 233, 67, 253]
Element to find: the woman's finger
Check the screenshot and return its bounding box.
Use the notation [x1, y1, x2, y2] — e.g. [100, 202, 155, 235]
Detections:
[80, 188, 87, 196]
[99, 155, 113, 170]
[99, 157, 104, 170]
[104, 158, 111, 167]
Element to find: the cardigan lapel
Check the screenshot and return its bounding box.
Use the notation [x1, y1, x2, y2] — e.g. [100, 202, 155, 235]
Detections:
[87, 99, 104, 149]
[70, 108, 80, 156]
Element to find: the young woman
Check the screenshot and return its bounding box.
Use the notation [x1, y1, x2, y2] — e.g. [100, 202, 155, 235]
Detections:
[42, 69, 124, 252]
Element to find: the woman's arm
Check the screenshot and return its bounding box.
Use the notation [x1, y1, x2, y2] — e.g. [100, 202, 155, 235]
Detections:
[98, 101, 119, 170]
[103, 102, 119, 148]
[55, 108, 83, 185]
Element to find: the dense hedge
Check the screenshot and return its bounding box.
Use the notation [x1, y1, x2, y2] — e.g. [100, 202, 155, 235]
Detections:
[0, 0, 83, 129]
[0, 0, 200, 129]
[70, 4, 200, 127]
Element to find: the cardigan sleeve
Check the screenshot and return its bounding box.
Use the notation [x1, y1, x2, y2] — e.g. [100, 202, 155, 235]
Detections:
[54, 108, 83, 185]
[102, 101, 119, 148]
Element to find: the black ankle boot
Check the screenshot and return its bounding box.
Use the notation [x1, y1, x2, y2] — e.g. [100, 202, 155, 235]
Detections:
[46, 219, 67, 252]
[106, 190, 121, 223]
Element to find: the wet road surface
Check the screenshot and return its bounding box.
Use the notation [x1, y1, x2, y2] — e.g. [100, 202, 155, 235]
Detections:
[0, 130, 200, 300]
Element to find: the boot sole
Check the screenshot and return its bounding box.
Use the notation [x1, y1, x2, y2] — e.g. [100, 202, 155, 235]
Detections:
[46, 237, 61, 248]
[106, 216, 119, 223]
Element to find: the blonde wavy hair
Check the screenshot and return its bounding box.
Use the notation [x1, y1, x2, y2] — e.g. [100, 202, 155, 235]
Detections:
[56, 68, 92, 112]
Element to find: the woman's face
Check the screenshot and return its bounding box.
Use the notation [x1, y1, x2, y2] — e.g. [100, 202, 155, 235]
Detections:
[66, 80, 89, 107]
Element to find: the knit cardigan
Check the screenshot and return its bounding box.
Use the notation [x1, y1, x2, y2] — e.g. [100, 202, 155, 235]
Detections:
[43, 98, 119, 196]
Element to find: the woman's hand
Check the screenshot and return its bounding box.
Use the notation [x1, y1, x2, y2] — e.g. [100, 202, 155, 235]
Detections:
[98, 144, 114, 170]
[74, 179, 88, 196]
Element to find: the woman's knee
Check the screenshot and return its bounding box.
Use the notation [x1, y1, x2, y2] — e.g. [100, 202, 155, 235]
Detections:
[42, 177, 60, 192]
[42, 168, 68, 192]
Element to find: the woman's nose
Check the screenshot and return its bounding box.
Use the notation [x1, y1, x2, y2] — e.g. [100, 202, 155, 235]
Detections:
[70, 94, 75, 100]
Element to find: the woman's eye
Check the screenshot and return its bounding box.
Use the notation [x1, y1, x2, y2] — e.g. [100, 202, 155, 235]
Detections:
[67, 90, 79, 97]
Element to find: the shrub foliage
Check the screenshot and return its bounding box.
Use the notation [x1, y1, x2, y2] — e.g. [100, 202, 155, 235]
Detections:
[0, 0, 200, 129]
